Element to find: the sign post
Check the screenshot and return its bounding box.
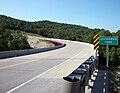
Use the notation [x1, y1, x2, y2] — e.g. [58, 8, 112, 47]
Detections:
[100, 36, 118, 68]
[106, 45, 109, 68]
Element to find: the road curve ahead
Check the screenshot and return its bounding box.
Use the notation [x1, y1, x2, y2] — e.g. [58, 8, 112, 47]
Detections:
[0, 39, 95, 93]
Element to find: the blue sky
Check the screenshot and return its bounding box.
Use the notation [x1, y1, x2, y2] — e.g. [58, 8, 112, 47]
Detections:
[0, 0, 120, 32]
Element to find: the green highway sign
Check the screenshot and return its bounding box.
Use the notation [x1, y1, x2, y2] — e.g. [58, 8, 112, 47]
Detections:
[100, 36, 118, 45]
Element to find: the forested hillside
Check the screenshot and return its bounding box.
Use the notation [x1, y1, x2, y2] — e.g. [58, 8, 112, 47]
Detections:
[0, 15, 120, 66]
[0, 15, 101, 43]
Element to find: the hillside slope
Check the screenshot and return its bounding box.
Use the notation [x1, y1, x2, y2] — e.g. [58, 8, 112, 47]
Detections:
[27, 35, 54, 48]
[0, 15, 102, 43]
[0, 14, 120, 66]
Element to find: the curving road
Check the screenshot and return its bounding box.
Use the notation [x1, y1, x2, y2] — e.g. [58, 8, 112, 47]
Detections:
[0, 39, 95, 93]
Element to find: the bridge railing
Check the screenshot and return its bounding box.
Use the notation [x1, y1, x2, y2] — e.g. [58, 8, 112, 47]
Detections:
[62, 55, 97, 93]
[0, 43, 66, 59]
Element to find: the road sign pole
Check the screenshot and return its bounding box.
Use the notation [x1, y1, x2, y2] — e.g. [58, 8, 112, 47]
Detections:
[95, 50, 99, 69]
[99, 36, 118, 69]
[106, 44, 109, 68]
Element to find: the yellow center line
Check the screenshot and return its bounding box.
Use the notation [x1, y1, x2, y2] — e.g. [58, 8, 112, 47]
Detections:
[0, 60, 37, 70]
[0, 50, 65, 71]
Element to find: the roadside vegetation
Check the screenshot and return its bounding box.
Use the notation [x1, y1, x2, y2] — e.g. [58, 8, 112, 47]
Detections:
[0, 14, 120, 67]
[109, 71, 120, 93]
[0, 28, 30, 51]
[98, 30, 120, 67]
[0, 14, 120, 92]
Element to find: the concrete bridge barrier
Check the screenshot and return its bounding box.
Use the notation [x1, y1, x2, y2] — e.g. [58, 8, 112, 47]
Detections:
[0, 42, 66, 59]
[62, 56, 97, 93]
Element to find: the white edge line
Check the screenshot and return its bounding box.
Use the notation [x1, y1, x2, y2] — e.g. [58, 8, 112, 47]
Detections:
[103, 88, 106, 93]
[104, 76, 106, 79]
[6, 77, 36, 93]
[6, 46, 85, 93]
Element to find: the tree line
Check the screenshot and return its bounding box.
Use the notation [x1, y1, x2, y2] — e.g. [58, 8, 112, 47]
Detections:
[0, 15, 119, 66]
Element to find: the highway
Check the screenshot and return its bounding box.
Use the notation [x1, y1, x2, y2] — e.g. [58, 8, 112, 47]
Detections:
[0, 39, 95, 93]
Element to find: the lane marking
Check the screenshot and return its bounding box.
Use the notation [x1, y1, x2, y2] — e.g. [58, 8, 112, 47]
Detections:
[6, 47, 85, 93]
[104, 76, 106, 80]
[0, 42, 72, 70]
[105, 73, 106, 75]
[6, 77, 36, 93]
[103, 88, 106, 93]
[0, 42, 83, 71]
[0, 43, 69, 63]
[0, 47, 68, 71]
[104, 83, 106, 85]
[0, 60, 37, 70]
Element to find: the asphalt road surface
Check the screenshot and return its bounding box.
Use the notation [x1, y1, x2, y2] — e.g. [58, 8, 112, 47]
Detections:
[0, 39, 95, 93]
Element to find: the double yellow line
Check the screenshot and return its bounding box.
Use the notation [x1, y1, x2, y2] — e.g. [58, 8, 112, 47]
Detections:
[0, 50, 63, 71]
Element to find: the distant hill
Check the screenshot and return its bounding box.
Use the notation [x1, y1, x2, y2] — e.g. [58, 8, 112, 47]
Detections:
[0, 14, 103, 43]
[0, 14, 120, 66]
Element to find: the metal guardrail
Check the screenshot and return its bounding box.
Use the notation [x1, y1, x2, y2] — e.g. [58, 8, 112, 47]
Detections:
[0, 44, 66, 59]
[62, 55, 97, 93]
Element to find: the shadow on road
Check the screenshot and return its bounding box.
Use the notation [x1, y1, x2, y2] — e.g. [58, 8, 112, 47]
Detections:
[89, 70, 110, 93]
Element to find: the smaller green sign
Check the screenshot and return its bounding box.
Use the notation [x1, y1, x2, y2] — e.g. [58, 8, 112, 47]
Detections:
[100, 36, 118, 45]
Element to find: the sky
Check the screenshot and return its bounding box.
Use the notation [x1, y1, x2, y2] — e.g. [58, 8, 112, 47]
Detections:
[0, 0, 120, 32]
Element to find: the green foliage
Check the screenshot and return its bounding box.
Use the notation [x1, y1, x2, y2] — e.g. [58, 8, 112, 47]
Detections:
[109, 71, 120, 93]
[98, 30, 120, 66]
[0, 14, 119, 66]
[0, 15, 100, 43]
[117, 48, 120, 61]
[0, 29, 30, 51]
[109, 47, 117, 65]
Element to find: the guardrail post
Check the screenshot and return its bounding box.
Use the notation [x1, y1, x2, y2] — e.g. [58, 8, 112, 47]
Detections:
[61, 56, 97, 93]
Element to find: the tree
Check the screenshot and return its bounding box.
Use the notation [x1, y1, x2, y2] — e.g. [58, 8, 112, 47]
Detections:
[0, 29, 30, 51]
[0, 14, 119, 66]
[109, 47, 117, 65]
